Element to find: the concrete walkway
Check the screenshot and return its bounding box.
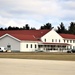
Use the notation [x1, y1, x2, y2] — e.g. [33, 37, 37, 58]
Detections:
[0, 58, 75, 75]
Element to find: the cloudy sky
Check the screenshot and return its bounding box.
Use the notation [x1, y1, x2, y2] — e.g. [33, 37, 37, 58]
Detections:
[0, 0, 75, 29]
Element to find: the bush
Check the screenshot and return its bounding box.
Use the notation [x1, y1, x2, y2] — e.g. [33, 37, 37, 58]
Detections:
[67, 50, 71, 53]
[71, 49, 75, 53]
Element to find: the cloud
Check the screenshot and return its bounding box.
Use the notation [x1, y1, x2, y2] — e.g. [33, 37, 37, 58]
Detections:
[61, 0, 75, 9]
[0, 0, 75, 29]
[0, 0, 61, 17]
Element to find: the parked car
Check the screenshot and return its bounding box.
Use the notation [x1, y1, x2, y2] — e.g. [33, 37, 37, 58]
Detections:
[0, 48, 3, 52]
[0, 47, 6, 52]
[71, 49, 75, 53]
[67, 49, 75, 53]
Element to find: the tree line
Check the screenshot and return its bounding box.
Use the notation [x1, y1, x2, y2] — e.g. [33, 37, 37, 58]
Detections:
[0, 22, 75, 34]
[0, 24, 36, 30]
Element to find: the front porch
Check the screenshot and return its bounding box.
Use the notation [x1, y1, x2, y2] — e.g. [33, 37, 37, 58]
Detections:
[38, 43, 70, 52]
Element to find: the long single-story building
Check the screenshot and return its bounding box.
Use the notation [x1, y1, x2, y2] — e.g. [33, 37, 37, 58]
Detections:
[0, 29, 75, 52]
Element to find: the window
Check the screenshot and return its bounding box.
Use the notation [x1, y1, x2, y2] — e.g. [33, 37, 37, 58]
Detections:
[70, 46, 72, 49]
[26, 44, 28, 48]
[73, 46, 75, 49]
[55, 39, 57, 42]
[59, 39, 60, 42]
[45, 39, 46, 42]
[67, 40, 69, 43]
[31, 44, 32, 48]
[52, 39, 54, 42]
[35, 44, 37, 48]
[70, 40, 72, 43]
[64, 40, 65, 43]
[7, 45, 11, 50]
[73, 40, 75, 43]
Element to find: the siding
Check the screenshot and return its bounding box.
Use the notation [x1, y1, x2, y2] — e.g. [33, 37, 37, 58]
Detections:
[41, 29, 64, 43]
[20, 41, 38, 52]
[0, 35, 20, 52]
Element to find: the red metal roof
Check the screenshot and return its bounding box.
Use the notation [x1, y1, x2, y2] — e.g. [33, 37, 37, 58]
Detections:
[10, 34, 41, 41]
[0, 30, 50, 41]
[59, 34, 75, 39]
[0, 30, 75, 41]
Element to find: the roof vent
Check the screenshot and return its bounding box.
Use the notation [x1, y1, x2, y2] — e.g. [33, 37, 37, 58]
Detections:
[33, 35, 36, 38]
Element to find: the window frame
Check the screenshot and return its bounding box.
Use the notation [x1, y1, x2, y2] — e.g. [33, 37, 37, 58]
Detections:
[52, 39, 54, 42]
[31, 44, 32, 48]
[45, 39, 46, 42]
[26, 44, 28, 48]
[35, 44, 37, 48]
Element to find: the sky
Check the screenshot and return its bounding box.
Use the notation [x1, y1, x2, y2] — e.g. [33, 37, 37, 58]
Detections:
[0, 0, 75, 29]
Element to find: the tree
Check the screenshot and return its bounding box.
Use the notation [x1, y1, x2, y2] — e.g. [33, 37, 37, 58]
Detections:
[19, 27, 23, 30]
[23, 24, 30, 30]
[68, 22, 75, 34]
[15, 27, 19, 30]
[40, 23, 52, 29]
[7, 26, 20, 30]
[8, 26, 12, 30]
[5, 28, 8, 30]
[31, 27, 36, 30]
[56, 22, 67, 33]
[0, 28, 3, 30]
[25, 24, 30, 30]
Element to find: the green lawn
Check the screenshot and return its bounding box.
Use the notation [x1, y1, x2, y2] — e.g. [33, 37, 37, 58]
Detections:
[0, 52, 75, 61]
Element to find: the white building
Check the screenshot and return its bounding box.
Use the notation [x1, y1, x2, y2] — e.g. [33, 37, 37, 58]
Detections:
[0, 29, 75, 52]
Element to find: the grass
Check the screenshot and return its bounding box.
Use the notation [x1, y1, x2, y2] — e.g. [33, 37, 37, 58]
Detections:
[0, 52, 75, 61]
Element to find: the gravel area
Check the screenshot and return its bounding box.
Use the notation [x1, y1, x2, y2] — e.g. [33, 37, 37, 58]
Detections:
[0, 58, 75, 75]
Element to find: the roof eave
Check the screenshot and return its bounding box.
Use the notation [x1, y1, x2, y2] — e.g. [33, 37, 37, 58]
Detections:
[0, 33, 21, 42]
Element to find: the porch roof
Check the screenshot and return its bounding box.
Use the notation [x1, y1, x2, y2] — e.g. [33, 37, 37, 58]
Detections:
[39, 42, 71, 46]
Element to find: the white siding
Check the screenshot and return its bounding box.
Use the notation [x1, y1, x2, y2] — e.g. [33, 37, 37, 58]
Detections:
[0, 35, 20, 52]
[41, 29, 64, 43]
[64, 39, 75, 49]
[20, 41, 38, 52]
